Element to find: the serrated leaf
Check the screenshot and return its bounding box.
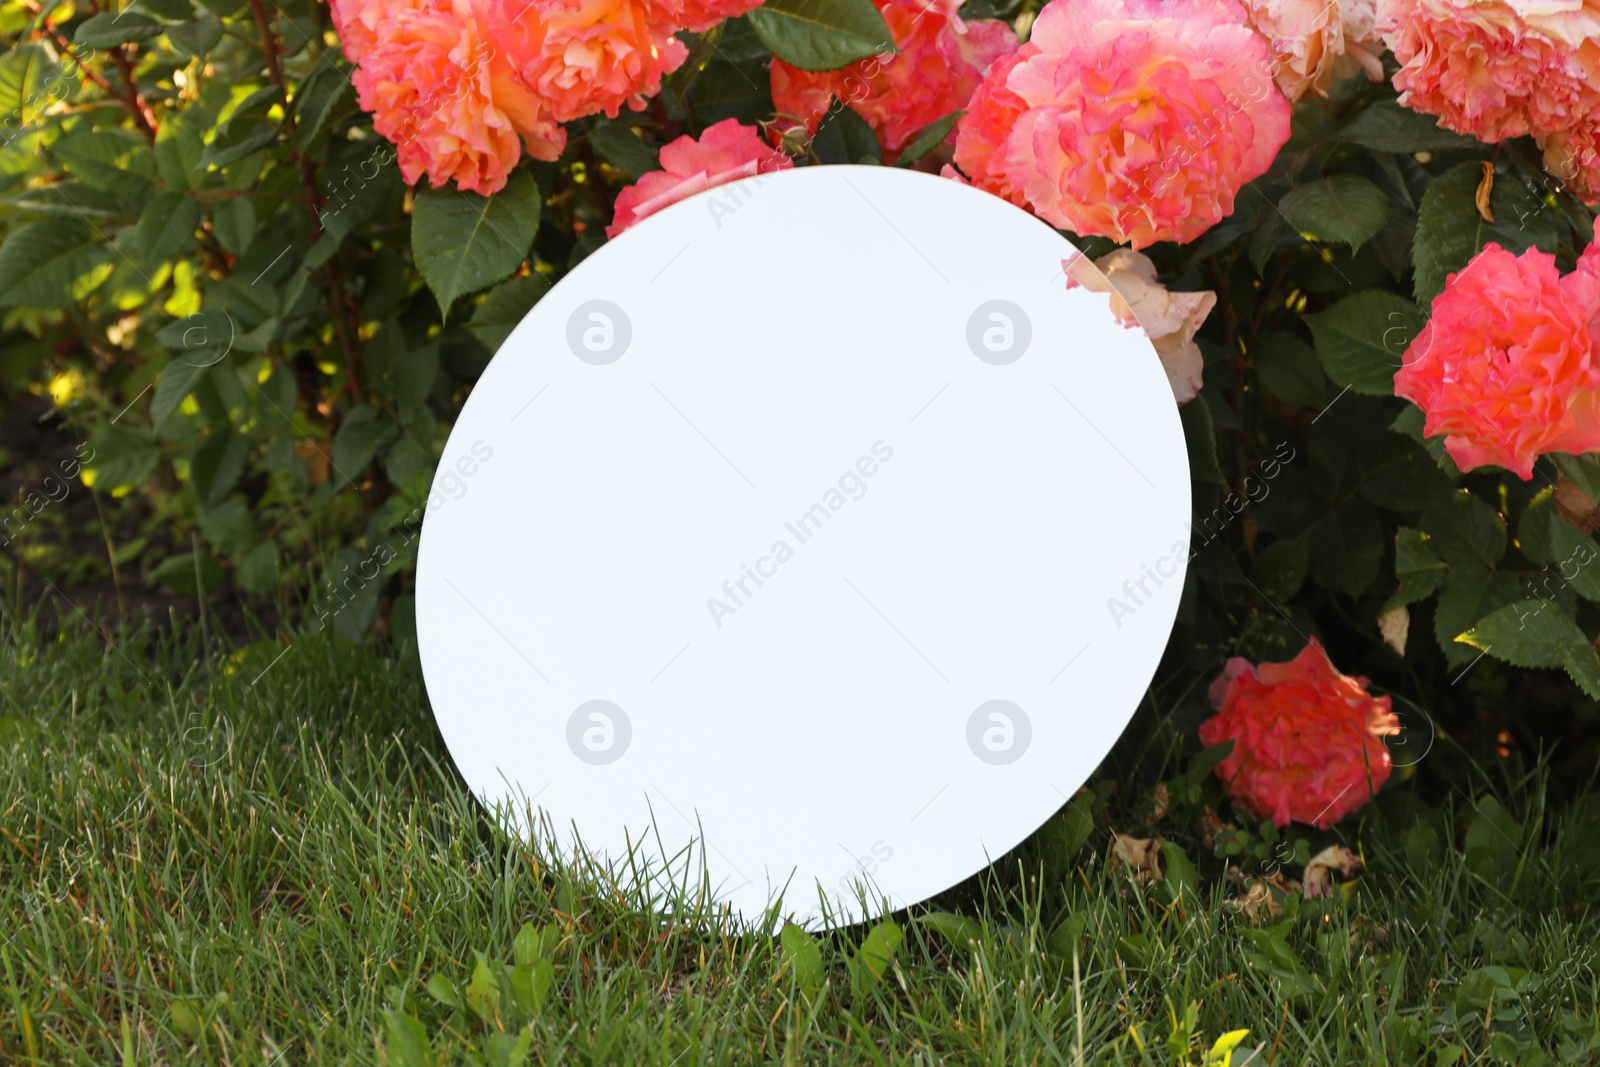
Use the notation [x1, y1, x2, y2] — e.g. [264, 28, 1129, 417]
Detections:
[1332, 100, 1480, 153]
[469, 273, 550, 353]
[747, 0, 894, 71]
[151, 357, 212, 426]
[412, 170, 541, 317]
[0, 219, 113, 307]
[137, 191, 202, 261]
[189, 430, 248, 506]
[292, 61, 353, 148]
[0, 45, 62, 124]
[1413, 161, 1557, 306]
[75, 11, 162, 46]
[1253, 536, 1309, 602]
[1553, 453, 1600, 503]
[1279, 175, 1389, 251]
[811, 105, 880, 164]
[895, 111, 961, 166]
[1434, 569, 1523, 667]
[1383, 527, 1447, 611]
[1253, 331, 1327, 408]
[1420, 493, 1505, 569]
[1518, 494, 1600, 602]
[211, 196, 256, 255]
[588, 119, 659, 179]
[1305, 288, 1419, 396]
[166, 15, 222, 56]
[779, 922, 824, 989]
[1459, 599, 1587, 668]
[330, 404, 397, 478]
[1558, 642, 1600, 699]
[51, 128, 156, 190]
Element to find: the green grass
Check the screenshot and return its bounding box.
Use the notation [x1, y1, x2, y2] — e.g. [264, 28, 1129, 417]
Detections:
[1, 610, 1597, 1066]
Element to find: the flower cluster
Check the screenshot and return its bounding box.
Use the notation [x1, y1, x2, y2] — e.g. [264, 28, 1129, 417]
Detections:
[330, 0, 762, 194]
[769, 0, 1016, 157]
[950, 0, 1293, 248]
[1200, 639, 1401, 829]
[1394, 221, 1600, 480]
[1238, 0, 1385, 102]
[1378, 0, 1600, 204]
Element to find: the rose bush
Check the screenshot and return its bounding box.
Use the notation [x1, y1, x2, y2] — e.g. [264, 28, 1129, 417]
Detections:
[2, 0, 1598, 843]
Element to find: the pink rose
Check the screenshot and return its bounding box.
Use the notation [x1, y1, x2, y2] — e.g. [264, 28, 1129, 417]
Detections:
[501, 0, 689, 123]
[332, 0, 566, 195]
[1064, 248, 1216, 404]
[770, 0, 1016, 156]
[1394, 222, 1600, 480]
[1379, 0, 1600, 142]
[952, 0, 1292, 249]
[606, 119, 793, 237]
[1200, 639, 1400, 829]
[653, 0, 763, 32]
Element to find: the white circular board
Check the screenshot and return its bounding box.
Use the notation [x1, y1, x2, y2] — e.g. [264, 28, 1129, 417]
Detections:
[417, 165, 1191, 927]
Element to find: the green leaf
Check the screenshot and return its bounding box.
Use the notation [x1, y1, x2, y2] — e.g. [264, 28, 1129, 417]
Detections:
[1434, 569, 1523, 667]
[151, 356, 212, 427]
[1463, 796, 1523, 880]
[165, 15, 222, 57]
[469, 273, 550, 354]
[1305, 288, 1419, 397]
[779, 922, 824, 989]
[1558, 641, 1600, 699]
[1180, 393, 1223, 485]
[1517, 493, 1600, 602]
[1413, 161, 1558, 306]
[1420, 493, 1505, 570]
[811, 105, 881, 164]
[189, 430, 249, 506]
[1332, 100, 1480, 153]
[1279, 176, 1390, 252]
[331, 404, 397, 478]
[915, 911, 982, 950]
[896, 111, 962, 166]
[1159, 840, 1198, 899]
[1553, 454, 1600, 503]
[86, 425, 160, 490]
[210, 197, 255, 255]
[747, 0, 894, 72]
[236, 540, 278, 593]
[508, 959, 553, 1013]
[149, 551, 224, 594]
[412, 170, 541, 317]
[365, 324, 438, 407]
[292, 61, 354, 148]
[849, 920, 903, 991]
[0, 219, 113, 307]
[0, 45, 63, 125]
[1383, 528, 1448, 611]
[512, 922, 555, 966]
[197, 498, 257, 552]
[137, 191, 202, 261]
[588, 119, 659, 179]
[1253, 331, 1327, 408]
[74, 11, 163, 46]
[1253, 536, 1309, 602]
[1308, 500, 1384, 595]
[687, 63, 773, 127]
[465, 955, 499, 1020]
[1459, 599, 1588, 668]
[51, 128, 156, 189]
[155, 117, 207, 190]
[384, 1009, 432, 1067]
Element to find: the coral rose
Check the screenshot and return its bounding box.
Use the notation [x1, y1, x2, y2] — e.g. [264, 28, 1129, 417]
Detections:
[1379, 0, 1600, 142]
[1200, 639, 1400, 829]
[502, 0, 689, 122]
[605, 118, 793, 237]
[1239, 0, 1385, 102]
[1393, 224, 1600, 479]
[1064, 248, 1215, 404]
[952, 0, 1292, 248]
[332, 0, 566, 194]
[654, 0, 764, 33]
[770, 0, 1016, 156]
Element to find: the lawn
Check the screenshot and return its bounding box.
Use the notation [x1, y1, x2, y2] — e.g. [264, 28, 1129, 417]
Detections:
[1, 607, 1596, 1066]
